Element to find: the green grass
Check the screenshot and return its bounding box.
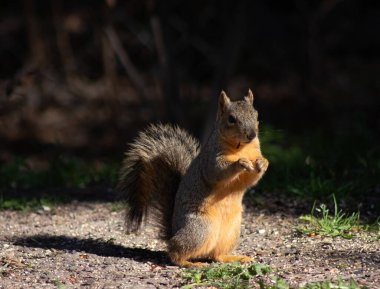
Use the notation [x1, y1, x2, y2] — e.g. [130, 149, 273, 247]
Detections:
[0, 195, 66, 211]
[109, 201, 125, 212]
[181, 263, 366, 289]
[53, 279, 66, 289]
[296, 195, 370, 239]
[181, 263, 280, 289]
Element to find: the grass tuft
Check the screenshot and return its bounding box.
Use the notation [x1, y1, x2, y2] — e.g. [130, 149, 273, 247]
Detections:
[181, 263, 273, 289]
[297, 195, 363, 239]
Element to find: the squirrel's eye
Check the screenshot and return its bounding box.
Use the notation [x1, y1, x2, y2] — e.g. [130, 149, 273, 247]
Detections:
[228, 115, 236, 124]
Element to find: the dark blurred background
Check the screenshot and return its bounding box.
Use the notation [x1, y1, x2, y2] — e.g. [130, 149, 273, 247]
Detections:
[0, 0, 379, 214]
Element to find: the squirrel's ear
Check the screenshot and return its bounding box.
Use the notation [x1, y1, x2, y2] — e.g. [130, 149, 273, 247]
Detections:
[218, 90, 231, 115]
[244, 89, 254, 105]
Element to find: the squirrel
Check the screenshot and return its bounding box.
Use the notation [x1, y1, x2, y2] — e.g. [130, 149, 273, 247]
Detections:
[118, 89, 269, 267]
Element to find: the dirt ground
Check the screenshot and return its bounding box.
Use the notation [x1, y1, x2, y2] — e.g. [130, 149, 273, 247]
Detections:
[0, 198, 379, 289]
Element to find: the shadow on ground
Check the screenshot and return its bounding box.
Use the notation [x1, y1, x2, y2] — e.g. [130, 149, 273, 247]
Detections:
[13, 234, 170, 266]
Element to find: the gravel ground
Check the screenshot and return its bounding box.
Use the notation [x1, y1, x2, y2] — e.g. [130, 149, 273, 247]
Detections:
[0, 199, 379, 288]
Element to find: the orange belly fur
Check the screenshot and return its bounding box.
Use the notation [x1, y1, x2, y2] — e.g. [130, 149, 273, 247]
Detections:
[195, 192, 244, 259]
[190, 138, 263, 260]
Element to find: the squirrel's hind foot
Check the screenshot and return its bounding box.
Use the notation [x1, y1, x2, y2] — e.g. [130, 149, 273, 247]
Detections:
[214, 255, 252, 264]
[173, 260, 208, 268]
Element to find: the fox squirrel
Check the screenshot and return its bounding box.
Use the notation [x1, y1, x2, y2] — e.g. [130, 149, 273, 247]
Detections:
[118, 89, 269, 267]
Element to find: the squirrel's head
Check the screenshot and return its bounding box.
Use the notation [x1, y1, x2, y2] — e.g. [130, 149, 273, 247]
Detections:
[217, 89, 259, 148]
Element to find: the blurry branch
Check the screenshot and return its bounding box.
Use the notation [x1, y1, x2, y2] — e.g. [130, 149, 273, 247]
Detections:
[24, 0, 49, 68]
[104, 26, 149, 100]
[101, 32, 118, 96]
[52, 2, 109, 101]
[52, 0, 78, 81]
[150, 14, 182, 124]
[151, 16, 166, 69]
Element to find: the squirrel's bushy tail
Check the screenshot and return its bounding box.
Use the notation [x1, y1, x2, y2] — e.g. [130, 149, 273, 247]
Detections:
[117, 123, 200, 239]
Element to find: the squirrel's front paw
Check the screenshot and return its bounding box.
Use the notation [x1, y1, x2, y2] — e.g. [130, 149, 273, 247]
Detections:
[255, 157, 269, 173]
[238, 158, 254, 172]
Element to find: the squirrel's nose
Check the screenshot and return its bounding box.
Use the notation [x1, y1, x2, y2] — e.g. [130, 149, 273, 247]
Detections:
[247, 132, 256, 141]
